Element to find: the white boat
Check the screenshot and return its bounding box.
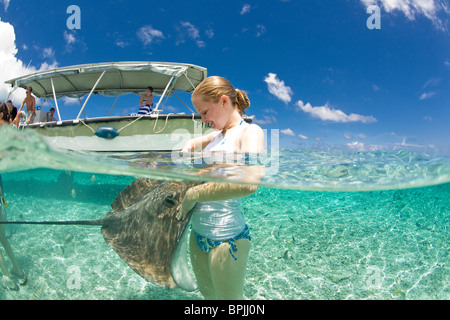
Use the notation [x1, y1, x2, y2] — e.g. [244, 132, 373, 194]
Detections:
[5, 61, 252, 152]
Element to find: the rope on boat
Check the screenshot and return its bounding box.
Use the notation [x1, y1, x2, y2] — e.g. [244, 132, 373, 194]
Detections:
[79, 119, 96, 134]
[117, 94, 172, 134]
[116, 112, 148, 133]
[77, 83, 198, 137]
[152, 113, 173, 134]
[78, 112, 173, 137]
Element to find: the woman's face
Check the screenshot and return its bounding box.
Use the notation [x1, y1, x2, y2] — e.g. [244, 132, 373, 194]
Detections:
[192, 94, 229, 130]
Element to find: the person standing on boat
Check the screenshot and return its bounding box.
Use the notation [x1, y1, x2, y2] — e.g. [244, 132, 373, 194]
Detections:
[178, 76, 264, 300]
[13, 86, 36, 127]
[138, 86, 154, 115]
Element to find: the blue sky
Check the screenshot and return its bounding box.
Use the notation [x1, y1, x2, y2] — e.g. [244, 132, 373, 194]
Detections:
[1, 0, 449, 151]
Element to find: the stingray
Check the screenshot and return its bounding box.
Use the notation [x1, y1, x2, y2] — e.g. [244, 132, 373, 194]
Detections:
[0, 178, 203, 291]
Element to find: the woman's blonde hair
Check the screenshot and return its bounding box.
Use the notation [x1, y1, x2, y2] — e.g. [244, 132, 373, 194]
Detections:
[193, 76, 250, 115]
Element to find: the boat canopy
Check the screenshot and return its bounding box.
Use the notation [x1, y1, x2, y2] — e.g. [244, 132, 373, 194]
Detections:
[5, 61, 207, 99]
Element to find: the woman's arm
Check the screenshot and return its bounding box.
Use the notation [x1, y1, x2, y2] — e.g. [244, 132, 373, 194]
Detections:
[177, 182, 258, 220]
[181, 130, 218, 152]
[177, 123, 265, 219]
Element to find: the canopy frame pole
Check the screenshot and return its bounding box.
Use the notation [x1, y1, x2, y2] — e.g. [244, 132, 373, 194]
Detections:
[50, 77, 62, 122]
[107, 96, 119, 117]
[153, 75, 175, 112]
[76, 70, 107, 120]
[183, 72, 197, 91]
[6, 86, 17, 102]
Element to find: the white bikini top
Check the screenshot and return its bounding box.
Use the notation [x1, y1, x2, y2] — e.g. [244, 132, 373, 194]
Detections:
[203, 120, 249, 152]
[191, 120, 249, 240]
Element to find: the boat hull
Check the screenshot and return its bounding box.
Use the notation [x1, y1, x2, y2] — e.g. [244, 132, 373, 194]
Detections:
[20, 114, 216, 152]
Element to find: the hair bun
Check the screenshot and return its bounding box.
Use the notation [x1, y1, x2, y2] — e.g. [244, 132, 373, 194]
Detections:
[235, 89, 250, 115]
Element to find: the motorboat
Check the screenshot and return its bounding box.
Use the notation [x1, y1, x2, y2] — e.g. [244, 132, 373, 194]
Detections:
[5, 61, 252, 152]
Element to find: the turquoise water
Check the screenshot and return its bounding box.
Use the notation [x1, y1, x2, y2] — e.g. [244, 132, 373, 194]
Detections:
[0, 126, 449, 300]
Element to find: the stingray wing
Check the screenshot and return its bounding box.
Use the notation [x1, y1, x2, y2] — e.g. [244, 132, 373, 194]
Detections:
[102, 179, 201, 290]
[109, 178, 162, 213]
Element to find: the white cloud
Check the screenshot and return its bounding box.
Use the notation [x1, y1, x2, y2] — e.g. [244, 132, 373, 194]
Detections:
[358, 133, 368, 139]
[63, 30, 86, 53]
[344, 132, 368, 140]
[205, 28, 214, 39]
[264, 73, 293, 104]
[32, 44, 58, 62]
[346, 141, 386, 152]
[61, 97, 80, 105]
[64, 30, 77, 45]
[0, 20, 55, 106]
[262, 108, 278, 114]
[298, 134, 308, 140]
[253, 108, 278, 125]
[115, 40, 129, 48]
[1, 0, 10, 11]
[253, 115, 277, 125]
[419, 91, 436, 100]
[240, 4, 251, 15]
[281, 128, 296, 136]
[361, 0, 449, 30]
[178, 21, 205, 48]
[137, 25, 165, 46]
[346, 141, 366, 151]
[163, 105, 178, 113]
[256, 24, 266, 37]
[297, 100, 377, 123]
[42, 47, 55, 59]
[423, 77, 441, 88]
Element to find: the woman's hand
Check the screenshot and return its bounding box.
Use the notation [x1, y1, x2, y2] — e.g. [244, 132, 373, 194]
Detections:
[177, 188, 197, 220]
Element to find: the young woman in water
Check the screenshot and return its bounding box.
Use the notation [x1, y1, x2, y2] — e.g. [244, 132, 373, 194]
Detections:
[178, 76, 264, 299]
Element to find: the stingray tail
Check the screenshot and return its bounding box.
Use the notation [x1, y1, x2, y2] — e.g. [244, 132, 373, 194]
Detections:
[0, 219, 105, 226]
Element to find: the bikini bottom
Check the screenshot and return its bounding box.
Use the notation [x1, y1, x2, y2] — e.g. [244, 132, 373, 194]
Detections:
[193, 224, 251, 261]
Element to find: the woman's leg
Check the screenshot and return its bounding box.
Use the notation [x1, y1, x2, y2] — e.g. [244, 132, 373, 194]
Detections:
[209, 239, 251, 300]
[189, 231, 217, 299]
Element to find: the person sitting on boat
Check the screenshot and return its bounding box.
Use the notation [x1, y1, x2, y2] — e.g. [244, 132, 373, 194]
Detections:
[138, 86, 154, 115]
[6, 100, 17, 124]
[0, 103, 9, 125]
[46, 107, 57, 122]
[13, 86, 36, 127]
